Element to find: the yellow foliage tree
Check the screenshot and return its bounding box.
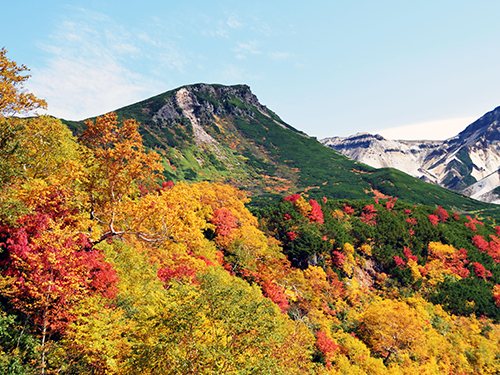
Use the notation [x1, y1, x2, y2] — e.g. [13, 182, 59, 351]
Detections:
[423, 242, 470, 286]
[0, 48, 46, 117]
[358, 298, 428, 364]
[127, 266, 314, 375]
[19, 116, 85, 184]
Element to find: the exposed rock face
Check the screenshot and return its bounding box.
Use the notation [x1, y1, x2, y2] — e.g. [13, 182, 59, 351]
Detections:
[321, 133, 442, 179]
[150, 84, 273, 147]
[321, 106, 500, 203]
[153, 84, 269, 120]
[175, 88, 218, 146]
[461, 170, 500, 204]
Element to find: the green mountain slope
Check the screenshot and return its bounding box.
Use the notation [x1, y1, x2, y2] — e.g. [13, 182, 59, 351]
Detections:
[63, 83, 499, 214]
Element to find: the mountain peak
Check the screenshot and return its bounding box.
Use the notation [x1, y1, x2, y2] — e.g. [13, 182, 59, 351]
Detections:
[458, 105, 500, 142]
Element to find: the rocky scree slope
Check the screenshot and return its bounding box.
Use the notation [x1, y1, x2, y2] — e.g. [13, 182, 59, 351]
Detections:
[321, 106, 500, 203]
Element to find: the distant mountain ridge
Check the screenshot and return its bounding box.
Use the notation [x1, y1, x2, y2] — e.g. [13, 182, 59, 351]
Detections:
[321, 106, 500, 204]
[64, 83, 497, 213]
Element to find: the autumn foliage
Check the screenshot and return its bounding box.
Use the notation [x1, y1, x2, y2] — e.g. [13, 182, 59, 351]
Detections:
[1, 52, 500, 375]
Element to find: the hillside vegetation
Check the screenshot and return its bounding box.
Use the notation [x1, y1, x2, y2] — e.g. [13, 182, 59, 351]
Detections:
[64, 84, 498, 214]
[1, 50, 500, 374]
[1, 113, 500, 374]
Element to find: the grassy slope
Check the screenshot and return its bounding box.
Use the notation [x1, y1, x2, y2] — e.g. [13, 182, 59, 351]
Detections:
[62, 84, 500, 217]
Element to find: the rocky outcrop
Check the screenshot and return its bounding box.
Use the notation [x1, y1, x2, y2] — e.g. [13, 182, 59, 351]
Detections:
[175, 88, 218, 146]
[150, 84, 275, 146]
[322, 133, 442, 179]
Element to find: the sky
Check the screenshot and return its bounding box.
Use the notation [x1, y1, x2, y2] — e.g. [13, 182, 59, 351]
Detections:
[3, 1, 500, 140]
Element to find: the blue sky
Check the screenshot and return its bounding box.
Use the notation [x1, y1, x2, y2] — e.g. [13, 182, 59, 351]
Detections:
[3, 1, 500, 139]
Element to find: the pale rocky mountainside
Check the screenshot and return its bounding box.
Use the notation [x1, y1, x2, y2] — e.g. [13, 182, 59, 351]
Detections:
[461, 170, 500, 204]
[321, 106, 500, 203]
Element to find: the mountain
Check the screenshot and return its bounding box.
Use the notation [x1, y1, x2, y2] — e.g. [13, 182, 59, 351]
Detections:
[64, 84, 497, 213]
[321, 106, 500, 203]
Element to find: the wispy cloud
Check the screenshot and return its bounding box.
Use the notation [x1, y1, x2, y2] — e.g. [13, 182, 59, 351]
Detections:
[29, 57, 157, 120]
[375, 117, 476, 140]
[201, 13, 244, 38]
[214, 63, 264, 83]
[201, 18, 230, 38]
[231, 40, 261, 59]
[268, 51, 292, 60]
[226, 14, 243, 29]
[26, 8, 185, 120]
[218, 64, 245, 81]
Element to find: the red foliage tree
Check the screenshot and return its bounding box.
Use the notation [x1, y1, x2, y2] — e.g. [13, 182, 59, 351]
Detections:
[157, 265, 197, 287]
[434, 206, 449, 222]
[473, 235, 489, 253]
[261, 279, 290, 313]
[405, 218, 417, 225]
[428, 214, 439, 226]
[472, 262, 489, 279]
[210, 208, 238, 236]
[488, 235, 500, 263]
[284, 194, 300, 203]
[403, 247, 417, 262]
[331, 251, 345, 268]
[0, 209, 117, 372]
[315, 331, 339, 369]
[465, 216, 484, 233]
[343, 204, 354, 215]
[385, 198, 395, 212]
[159, 180, 175, 191]
[360, 204, 377, 226]
[309, 199, 324, 224]
[394, 256, 405, 269]
[472, 235, 500, 263]
[448, 248, 470, 278]
[287, 231, 298, 241]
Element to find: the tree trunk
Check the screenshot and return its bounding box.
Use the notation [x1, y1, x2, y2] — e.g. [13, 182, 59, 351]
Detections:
[40, 305, 48, 375]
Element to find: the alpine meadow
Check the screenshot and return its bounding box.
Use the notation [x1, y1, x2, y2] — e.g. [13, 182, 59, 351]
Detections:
[2, 48, 500, 375]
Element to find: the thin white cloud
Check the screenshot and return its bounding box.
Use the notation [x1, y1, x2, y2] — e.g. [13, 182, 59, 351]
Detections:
[29, 57, 157, 120]
[218, 64, 245, 81]
[268, 51, 292, 60]
[215, 63, 264, 82]
[375, 117, 476, 140]
[227, 15, 243, 29]
[26, 9, 185, 120]
[232, 40, 261, 58]
[201, 20, 230, 38]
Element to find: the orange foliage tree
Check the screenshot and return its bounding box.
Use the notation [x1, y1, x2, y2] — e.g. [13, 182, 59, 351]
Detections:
[78, 112, 164, 243]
